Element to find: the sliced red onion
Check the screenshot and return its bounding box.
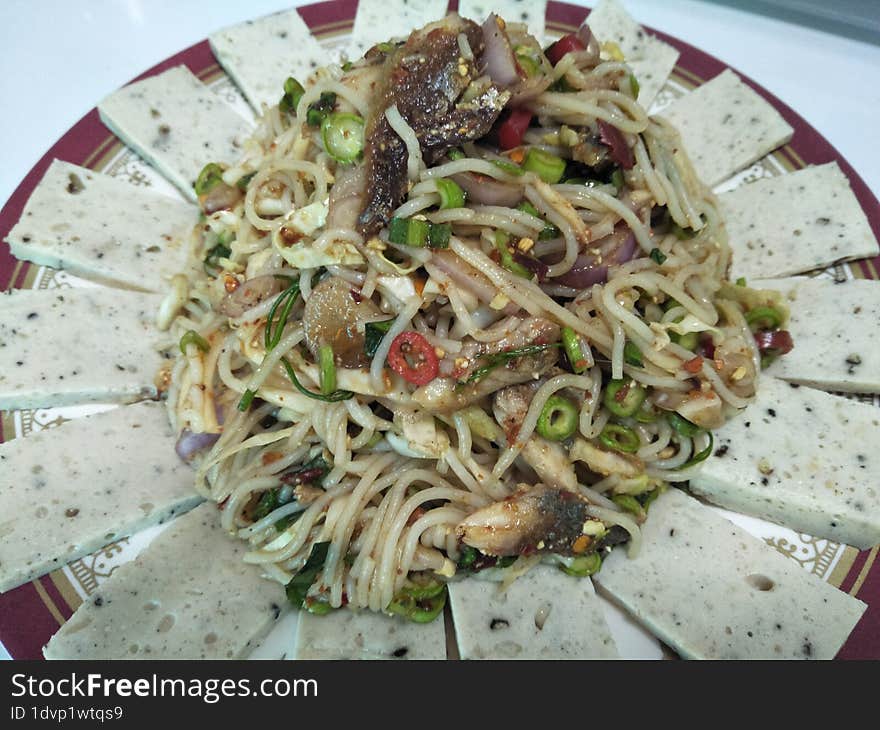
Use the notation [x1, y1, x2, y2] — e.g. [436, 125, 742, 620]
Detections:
[175, 429, 220, 462]
[575, 23, 602, 66]
[201, 183, 243, 215]
[553, 227, 637, 288]
[512, 251, 550, 282]
[481, 14, 519, 87]
[452, 172, 522, 207]
[598, 120, 635, 170]
[218, 274, 282, 318]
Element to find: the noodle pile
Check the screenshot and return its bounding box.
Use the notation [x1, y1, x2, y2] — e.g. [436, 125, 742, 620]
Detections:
[157, 16, 773, 619]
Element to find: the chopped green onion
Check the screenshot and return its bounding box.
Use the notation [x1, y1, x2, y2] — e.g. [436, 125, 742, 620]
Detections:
[318, 344, 336, 395]
[364, 319, 394, 358]
[736, 276, 747, 287]
[279, 77, 306, 115]
[679, 431, 714, 469]
[465, 342, 559, 385]
[536, 395, 579, 441]
[203, 240, 232, 276]
[559, 552, 602, 577]
[494, 231, 532, 278]
[649, 248, 667, 265]
[517, 201, 560, 240]
[672, 331, 698, 350]
[667, 412, 700, 438]
[306, 92, 336, 127]
[388, 216, 429, 247]
[179, 330, 209, 355]
[561, 326, 588, 374]
[623, 341, 643, 367]
[193, 163, 224, 196]
[341, 61, 354, 71]
[458, 546, 479, 569]
[428, 222, 451, 249]
[629, 74, 640, 98]
[633, 402, 658, 423]
[745, 306, 783, 332]
[447, 148, 465, 161]
[320, 112, 365, 163]
[603, 379, 647, 418]
[522, 148, 566, 184]
[492, 159, 524, 176]
[387, 581, 447, 623]
[610, 168, 625, 191]
[599, 423, 640, 453]
[435, 178, 466, 209]
[612, 493, 645, 519]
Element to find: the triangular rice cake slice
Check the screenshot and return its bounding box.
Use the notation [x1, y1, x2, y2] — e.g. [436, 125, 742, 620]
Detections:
[722, 163, 879, 280]
[209, 8, 328, 113]
[690, 375, 880, 549]
[5, 159, 197, 293]
[0, 287, 164, 410]
[347, 0, 448, 59]
[44, 502, 286, 659]
[294, 606, 446, 659]
[586, 0, 679, 109]
[0, 401, 202, 593]
[658, 69, 793, 187]
[458, 0, 547, 42]
[758, 277, 880, 392]
[448, 565, 619, 659]
[98, 66, 254, 202]
[595, 488, 866, 659]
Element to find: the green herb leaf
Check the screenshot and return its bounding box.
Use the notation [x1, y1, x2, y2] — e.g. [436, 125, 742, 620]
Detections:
[465, 343, 559, 385]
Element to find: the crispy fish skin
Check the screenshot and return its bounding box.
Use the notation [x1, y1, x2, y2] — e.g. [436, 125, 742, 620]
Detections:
[357, 15, 509, 235]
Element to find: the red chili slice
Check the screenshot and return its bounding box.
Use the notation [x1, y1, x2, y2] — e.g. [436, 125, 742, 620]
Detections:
[497, 108, 533, 150]
[387, 331, 439, 386]
[753, 330, 794, 355]
[546, 34, 586, 66]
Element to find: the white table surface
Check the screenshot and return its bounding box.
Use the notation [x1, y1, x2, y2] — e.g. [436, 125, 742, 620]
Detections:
[0, 0, 878, 661]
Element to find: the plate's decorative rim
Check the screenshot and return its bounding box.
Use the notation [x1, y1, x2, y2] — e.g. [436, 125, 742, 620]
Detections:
[0, 0, 877, 660]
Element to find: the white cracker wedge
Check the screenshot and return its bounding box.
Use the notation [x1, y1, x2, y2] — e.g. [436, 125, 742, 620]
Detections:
[0, 287, 164, 410]
[5, 160, 197, 293]
[0, 402, 202, 593]
[294, 608, 446, 659]
[98, 66, 254, 202]
[722, 164, 879, 280]
[689, 375, 880, 549]
[44, 502, 287, 659]
[448, 565, 619, 659]
[347, 0, 446, 59]
[758, 277, 880, 392]
[586, 0, 679, 109]
[595, 488, 866, 659]
[659, 69, 793, 187]
[209, 9, 327, 113]
[459, 0, 547, 42]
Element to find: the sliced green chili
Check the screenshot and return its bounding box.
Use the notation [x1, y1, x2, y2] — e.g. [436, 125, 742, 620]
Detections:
[320, 112, 365, 163]
[536, 395, 578, 441]
[559, 552, 602, 577]
[387, 581, 447, 623]
[633, 401, 658, 423]
[667, 412, 700, 438]
[610, 168, 625, 191]
[318, 344, 336, 395]
[492, 159, 524, 176]
[278, 76, 305, 115]
[194, 163, 224, 196]
[306, 92, 336, 127]
[494, 231, 532, 278]
[435, 178, 466, 209]
[623, 341, 643, 367]
[629, 74, 640, 98]
[179, 330, 209, 355]
[561, 326, 588, 374]
[599, 423, 640, 453]
[522, 148, 566, 184]
[745, 306, 783, 332]
[679, 431, 714, 469]
[603, 379, 647, 418]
